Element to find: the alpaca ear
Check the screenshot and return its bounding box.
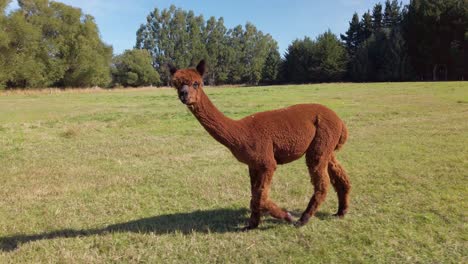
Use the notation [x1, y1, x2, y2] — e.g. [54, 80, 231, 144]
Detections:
[167, 63, 178, 76]
[196, 60, 206, 76]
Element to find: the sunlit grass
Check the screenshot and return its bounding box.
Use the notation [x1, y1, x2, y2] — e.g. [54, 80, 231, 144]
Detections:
[0, 82, 467, 263]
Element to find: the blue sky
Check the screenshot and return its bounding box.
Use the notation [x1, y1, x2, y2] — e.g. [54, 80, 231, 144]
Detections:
[7, 0, 409, 56]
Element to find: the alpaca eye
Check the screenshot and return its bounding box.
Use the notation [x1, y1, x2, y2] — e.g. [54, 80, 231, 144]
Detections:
[193, 83, 199, 89]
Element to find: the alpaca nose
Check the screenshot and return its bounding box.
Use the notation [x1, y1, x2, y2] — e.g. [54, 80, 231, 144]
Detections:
[179, 85, 189, 104]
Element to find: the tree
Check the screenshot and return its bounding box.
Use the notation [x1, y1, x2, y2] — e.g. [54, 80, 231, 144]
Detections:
[241, 23, 274, 85]
[281, 31, 347, 83]
[136, 7, 177, 85]
[383, 0, 402, 28]
[205, 17, 228, 85]
[281, 37, 315, 83]
[61, 13, 113, 87]
[4, 10, 46, 88]
[361, 11, 373, 42]
[171, 7, 190, 70]
[261, 46, 281, 84]
[112, 49, 160, 87]
[340, 13, 362, 57]
[136, 6, 203, 85]
[311, 31, 348, 82]
[226, 25, 245, 84]
[380, 28, 412, 81]
[187, 11, 207, 67]
[1, 0, 112, 88]
[372, 3, 383, 31]
[213, 18, 232, 84]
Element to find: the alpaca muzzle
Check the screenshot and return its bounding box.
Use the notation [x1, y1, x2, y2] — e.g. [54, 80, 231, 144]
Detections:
[178, 85, 189, 104]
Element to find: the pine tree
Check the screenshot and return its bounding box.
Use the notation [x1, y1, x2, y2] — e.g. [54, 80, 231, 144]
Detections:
[383, 0, 401, 28]
[361, 11, 373, 42]
[381, 28, 412, 81]
[372, 3, 383, 31]
[340, 13, 362, 57]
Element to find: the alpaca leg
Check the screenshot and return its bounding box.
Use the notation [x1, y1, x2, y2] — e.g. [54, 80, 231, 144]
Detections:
[295, 119, 344, 227]
[244, 165, 292, 230]
[244, 167, 263, 230]
[296, 159, 331, 226]
[296, 133, 338, 227]
[328, 154, 351, 217]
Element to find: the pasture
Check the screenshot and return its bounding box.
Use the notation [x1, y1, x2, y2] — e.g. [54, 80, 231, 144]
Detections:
[0, 83, 466, 263]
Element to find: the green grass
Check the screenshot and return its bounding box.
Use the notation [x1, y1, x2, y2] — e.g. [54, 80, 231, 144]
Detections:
[0, 83, 467, 263]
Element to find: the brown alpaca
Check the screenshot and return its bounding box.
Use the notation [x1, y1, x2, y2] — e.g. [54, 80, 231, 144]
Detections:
[169, 60, 351, 230]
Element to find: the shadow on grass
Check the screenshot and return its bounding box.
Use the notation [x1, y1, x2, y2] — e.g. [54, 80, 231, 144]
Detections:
[0, 208, 249, 252]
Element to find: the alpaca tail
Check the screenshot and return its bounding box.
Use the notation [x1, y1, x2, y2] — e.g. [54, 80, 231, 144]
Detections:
[335, 122, 348, 151]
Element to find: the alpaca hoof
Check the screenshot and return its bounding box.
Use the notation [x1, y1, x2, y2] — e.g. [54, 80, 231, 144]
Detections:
[333, 210, 348, 219]
[294, 220, 306, 228]
[285, 212, 294, 223]
[240, 225, 257, 232]
[333, 213, 345, 219]
[295, 215, 310, 227]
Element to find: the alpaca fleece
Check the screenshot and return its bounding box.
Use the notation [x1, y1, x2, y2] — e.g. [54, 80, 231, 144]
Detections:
[170, 60, 351, 229]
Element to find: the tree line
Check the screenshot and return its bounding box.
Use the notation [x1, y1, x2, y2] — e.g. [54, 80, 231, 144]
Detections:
[0, 0, 466, 89]
[340, 0, 467, 82]
[137, 1, 466, 85]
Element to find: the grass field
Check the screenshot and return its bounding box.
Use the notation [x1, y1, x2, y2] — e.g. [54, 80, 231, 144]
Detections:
[0, 82, 467, 263]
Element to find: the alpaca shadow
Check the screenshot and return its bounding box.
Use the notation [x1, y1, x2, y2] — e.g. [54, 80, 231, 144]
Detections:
[0, 208, 249, 252]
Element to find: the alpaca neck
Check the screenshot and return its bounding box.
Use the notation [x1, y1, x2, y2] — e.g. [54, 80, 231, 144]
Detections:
[189, 90, 243, 148]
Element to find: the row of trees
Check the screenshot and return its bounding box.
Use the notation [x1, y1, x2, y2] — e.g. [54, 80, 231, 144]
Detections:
[340, 0, 467, 81]
[404, 0, 466, 81]
[340, 0, 412, 81]
[137, 1, 466, 85]
[135, 5, 280, 86]
[1, 0, 466, 89]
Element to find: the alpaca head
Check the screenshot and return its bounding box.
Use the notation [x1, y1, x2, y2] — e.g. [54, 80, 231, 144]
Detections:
[169, 60, 205, 106]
